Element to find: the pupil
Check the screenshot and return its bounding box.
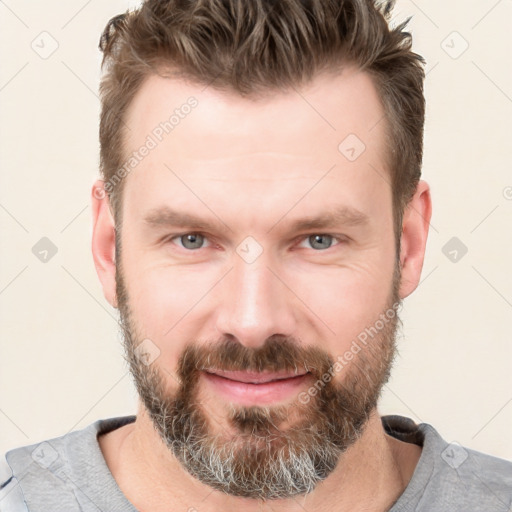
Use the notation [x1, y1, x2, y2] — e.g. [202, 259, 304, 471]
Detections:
[311, 234, 331, 249]
[183, 234, 202, 249]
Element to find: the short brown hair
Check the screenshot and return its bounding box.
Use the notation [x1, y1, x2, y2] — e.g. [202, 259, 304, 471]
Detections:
[98, 0, 426, 250]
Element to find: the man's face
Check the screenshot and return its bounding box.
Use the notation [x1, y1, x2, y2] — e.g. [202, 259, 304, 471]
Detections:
[115, 66, 400, 499]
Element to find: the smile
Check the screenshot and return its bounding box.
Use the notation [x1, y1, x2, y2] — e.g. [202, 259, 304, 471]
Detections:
[202, 370, 311, 405]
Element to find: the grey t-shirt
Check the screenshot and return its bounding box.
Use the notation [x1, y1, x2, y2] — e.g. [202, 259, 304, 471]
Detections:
[1, 415, 511, 511]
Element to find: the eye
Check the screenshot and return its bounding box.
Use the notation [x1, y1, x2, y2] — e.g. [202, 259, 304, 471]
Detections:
[169, 233, 211, 250]
[165, 232, 345, 252]
[297, 234, 344, 251]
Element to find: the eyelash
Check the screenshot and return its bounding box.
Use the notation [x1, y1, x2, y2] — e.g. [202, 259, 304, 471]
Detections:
[165, 232, 347, 252]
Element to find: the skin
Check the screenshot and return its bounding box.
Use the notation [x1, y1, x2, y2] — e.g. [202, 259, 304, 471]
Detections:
[91, 64, 431, 511]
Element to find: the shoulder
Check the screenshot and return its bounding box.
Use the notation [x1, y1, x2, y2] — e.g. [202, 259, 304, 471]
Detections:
[0, 416, 136, 511]
[418, 421, 512, 485]
[0, 455, 28, 512]
[383, 416, 512, 511]
[430, 437, 512, 499]
[419, 435, 512, 511]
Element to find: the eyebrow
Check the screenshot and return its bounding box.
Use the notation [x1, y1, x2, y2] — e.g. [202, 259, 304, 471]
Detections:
[142, 205, 370, 233]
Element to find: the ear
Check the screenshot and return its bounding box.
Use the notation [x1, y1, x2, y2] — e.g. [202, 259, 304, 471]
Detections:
[398, 180, 432, 299]
[91, 180, 118, 308]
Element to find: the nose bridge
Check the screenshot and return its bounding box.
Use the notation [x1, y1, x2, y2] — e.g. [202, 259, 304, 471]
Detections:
[234, 254, 275, 315]
[215, 248, 295, 348]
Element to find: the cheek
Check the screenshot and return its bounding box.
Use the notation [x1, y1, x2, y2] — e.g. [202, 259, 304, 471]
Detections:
[288, 259, 395, 351]
[122, 264, 213, 360]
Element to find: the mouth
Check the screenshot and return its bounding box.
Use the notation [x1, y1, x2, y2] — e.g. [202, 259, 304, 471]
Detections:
[201, 369, 311, 405]
[206, 369, 309, 384]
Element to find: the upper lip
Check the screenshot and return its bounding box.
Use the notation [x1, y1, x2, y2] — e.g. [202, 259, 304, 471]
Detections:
[205, 369, 308, 384]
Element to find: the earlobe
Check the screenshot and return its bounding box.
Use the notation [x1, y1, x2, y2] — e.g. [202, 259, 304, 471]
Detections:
[398, 180, 432, 299]
[91, 179, 118, 308]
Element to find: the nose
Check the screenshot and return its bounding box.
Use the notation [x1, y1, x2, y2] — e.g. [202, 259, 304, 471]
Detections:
[215, 252, 297, 349]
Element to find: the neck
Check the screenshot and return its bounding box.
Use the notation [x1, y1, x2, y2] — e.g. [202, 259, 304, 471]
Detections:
[99, 407, 421, 512]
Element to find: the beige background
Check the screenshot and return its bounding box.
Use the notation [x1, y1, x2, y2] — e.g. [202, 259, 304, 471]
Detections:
[1, 0, 511, 463]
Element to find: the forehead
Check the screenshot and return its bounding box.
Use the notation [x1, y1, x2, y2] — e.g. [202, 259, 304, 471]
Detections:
[119, 66, 391, 226]
[124, 66, 387, 157]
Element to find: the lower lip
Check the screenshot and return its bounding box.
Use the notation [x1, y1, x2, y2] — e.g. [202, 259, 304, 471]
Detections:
[202, 372, 310, 406]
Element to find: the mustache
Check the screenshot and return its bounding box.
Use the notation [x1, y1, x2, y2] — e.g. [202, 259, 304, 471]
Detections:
[178, 335, 334, 381]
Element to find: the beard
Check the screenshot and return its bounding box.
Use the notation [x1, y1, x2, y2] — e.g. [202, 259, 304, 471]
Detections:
[115, 258, 402, 500]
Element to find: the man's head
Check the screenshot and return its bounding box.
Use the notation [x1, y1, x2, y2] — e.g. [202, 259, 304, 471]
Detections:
[91, 0, 431, 502]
